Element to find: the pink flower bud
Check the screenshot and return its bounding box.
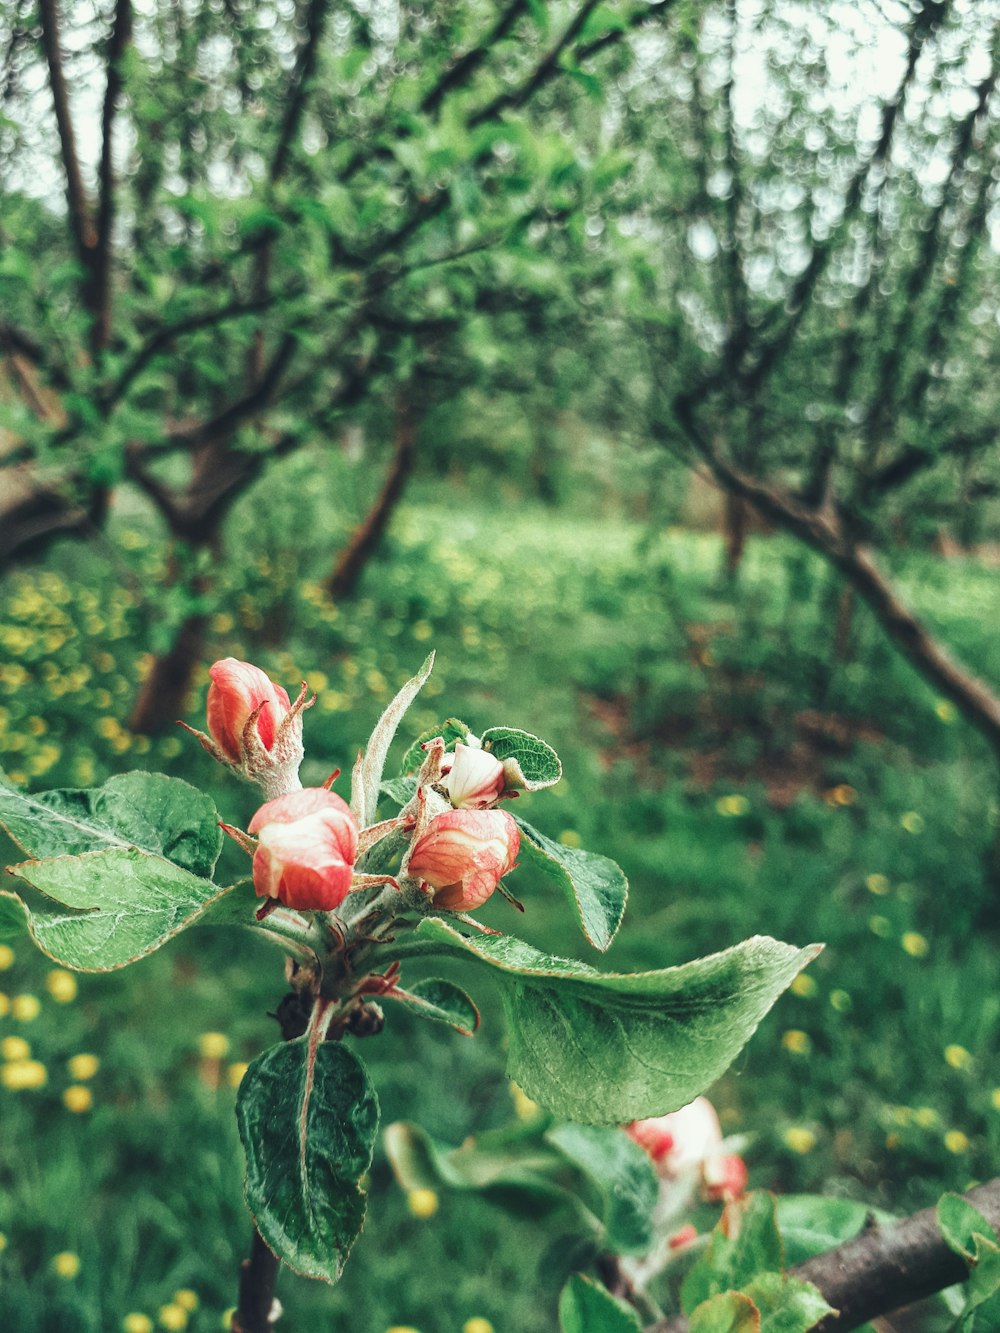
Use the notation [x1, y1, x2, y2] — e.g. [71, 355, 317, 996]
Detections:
[407, 809, 519, 910]
[207, 658, 291, 761]
[626, 1098, 723, 1178]
[702, 1153, 748, 1202]
[441, 743, 506, 809]
[668, 1224, 699, 1251]
[248, 788, 359, 911]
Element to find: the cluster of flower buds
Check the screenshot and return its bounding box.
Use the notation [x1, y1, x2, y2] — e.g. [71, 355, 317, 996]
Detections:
[196, 659, 521, 919]
[626, 1097, 748, 1203]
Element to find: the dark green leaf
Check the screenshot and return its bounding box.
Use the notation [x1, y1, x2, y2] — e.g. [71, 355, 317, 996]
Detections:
[2, 850, 237, 970]
[776, 1196, 890, 1267]
[0, 770, 222, 877]
[545, 1124, 657, 1254]
[387, 977, 480, 1035]
[237, 1037, 379, 1284]
[398, 718, 470, 776]
[515, 817, 627, 952]
[559, 1274, 642, 1333]
[481, 726, 562, 790]
[415, 918, 820, 1123]
[939, 1194, 1000, 1262]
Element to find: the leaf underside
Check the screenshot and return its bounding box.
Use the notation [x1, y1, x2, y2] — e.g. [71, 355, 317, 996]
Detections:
[515, 815, 627, 952]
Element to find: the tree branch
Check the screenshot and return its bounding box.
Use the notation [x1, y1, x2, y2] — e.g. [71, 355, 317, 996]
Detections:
[420, 0, 529, 116]
[646, 1178, 1000, 1333]
[38, 0, 95, 273]
[93, 0, 133, 353]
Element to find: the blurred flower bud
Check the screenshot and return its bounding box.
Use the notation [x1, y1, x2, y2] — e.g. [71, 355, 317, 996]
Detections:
[667, 1223, 699, 1250]
[248, 788, 359, 911]
[626, 1097, 723, 1178]
[702, 1152, 748, 1202]
[407, 809, 519, 910]
[441, 743, 506, 809]
[182, 658, 313, 796]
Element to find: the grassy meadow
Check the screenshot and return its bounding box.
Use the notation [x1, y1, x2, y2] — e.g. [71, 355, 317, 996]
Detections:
[1, 479, 998, 1332]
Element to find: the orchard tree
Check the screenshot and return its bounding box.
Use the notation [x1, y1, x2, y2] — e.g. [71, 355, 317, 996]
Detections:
[0, 0, 663, 728]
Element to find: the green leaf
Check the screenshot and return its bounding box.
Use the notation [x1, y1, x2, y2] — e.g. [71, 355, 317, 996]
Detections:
[683, 1195, 784, 1313]
[775, 1196, 888, 1266]
[2, 850, 237, 970]
[939, 1194, 1000, 1263]
[559, 1274, 642, 1333]
[399, 718, 471, 776]
[237, 1036, 379, 1284]
[353, 654, 435, 827]
[380, 776, 418, 807]
[481, 726, 562, 790]
[515, 817, 627, 952]
[415, 918, 820, 1123]
[689, 1292, 761, 1333]
[386, 977, 480, 1035]
[545, 1124, 657, 1255]
[0, 771, 222, 877]
[743, 1273, 834, 1332]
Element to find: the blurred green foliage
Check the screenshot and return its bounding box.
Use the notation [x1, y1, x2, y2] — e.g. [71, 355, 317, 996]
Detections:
[1, 490, 998, 1330]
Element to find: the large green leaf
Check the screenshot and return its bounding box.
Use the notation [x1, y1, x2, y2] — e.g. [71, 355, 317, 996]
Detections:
[683, 1194, 784, 1313]
[3, 849, 237, 970]
[689, 1292, 761, 1333]
[559, 1274, 642, 1333]
[414, 918, 819, 1123]
[938, 1194, 1000, 1316]
[515, 816, 627, 953]
[742, 1273, 834, 1333]
[237, 1037, 379, 1284]
[0, 770, 222, 877]
[545, 1124, 657, 1255]
[481, 726, 562, 790]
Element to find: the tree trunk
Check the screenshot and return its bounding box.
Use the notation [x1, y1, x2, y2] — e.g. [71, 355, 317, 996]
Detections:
[325, 393, 417, 601]
[129, 608, 207, 735]
[722, 491, 750, 578]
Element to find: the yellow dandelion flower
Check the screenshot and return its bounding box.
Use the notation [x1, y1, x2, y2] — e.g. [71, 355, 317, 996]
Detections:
[783, 1127, 817, 1154]
[716, 794, 750, 817]
[914, 1107, 939, 1129]
[901, 932, 929, 958]
[2, 1036, 31, 1062]
[52, 1251, 80, 1279]
[158, 1304, 188, 1330]
[220, 1311, 236, 1331]
[172, 1290, 198, 1313]
[0, 945, 14, 970]
[309, 670, 328, 693]
[868, 916, 891, 939]
[63, 1086, 93, 1114]
[123, 1316, 154, 1333]
[67, 1054, 100, 1081]
[935, 700, 957, 723]
[386, 1326, 422, 1333]
[198, 1032, 230, 1060]
[464, 1320, 495, 1333]
[829, 784, 857, 806]
[159, 737, 182, 759]
[892, 1106, 913, 1127]
[558, 829, 582, 848]
[782, 1030, 811, 1056]
[991, 1089, 1000, 1112]
[830, 989, 853, 1013]
[25, 716, 46, 737]
[412, 621, 433, 641]
[900, 811, 924, 835]
[227, 1062, 249, 1089]
[944, 1130, 970, 1154]
[210, 613, 235, 633]
[790, 974, 817, 998]
[46, 969, 78, 1003]
[407, 1189, 439, 1220]
[945, 1044, 973, 1071]
[0, 1232, 6, 1253]
[510, 1082, 540, 1121]
[2, 1060, 47, 1090]
[11, 994, 40, 1021]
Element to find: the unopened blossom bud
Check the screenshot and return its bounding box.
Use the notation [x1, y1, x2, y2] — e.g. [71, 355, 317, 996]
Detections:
[441, 743, 506, 809]
[248, 788, 359, 911]
[183, 657, 313, 796]
[702, 1153, 748, 1202]
[407, 809, 519, 910]
[667, 1224, 699, 1250]
[626, 1097, 723, 1178]
[207, 658, 290, 760]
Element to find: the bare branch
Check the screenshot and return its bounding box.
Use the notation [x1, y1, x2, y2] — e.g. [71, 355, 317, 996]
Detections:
[93, 0, 133, 352]
[37, 0, 95, 272]
[420, 0, 529, 117]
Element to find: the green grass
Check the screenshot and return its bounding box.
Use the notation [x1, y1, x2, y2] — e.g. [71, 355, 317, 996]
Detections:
[1, 486, 998, 1330]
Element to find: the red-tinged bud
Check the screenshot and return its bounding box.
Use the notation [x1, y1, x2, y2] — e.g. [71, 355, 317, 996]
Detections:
[182, 657, 314, 796]
[248, 788, 359, 912]
[668, 1224, 699, 1251]
[626, 1098, 723, 1178]
[440, 742, 506, 809]
[702, 1153, 748, 1202]
[208, 658, 290, 760]
[407, 808, 519, 910]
